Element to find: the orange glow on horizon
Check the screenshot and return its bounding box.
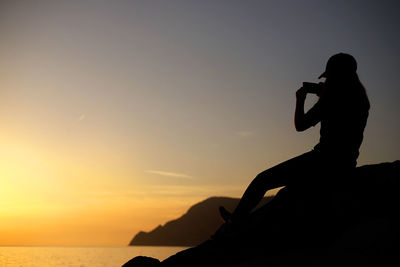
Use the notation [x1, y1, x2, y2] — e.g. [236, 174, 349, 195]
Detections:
[1, 0, 398, 247]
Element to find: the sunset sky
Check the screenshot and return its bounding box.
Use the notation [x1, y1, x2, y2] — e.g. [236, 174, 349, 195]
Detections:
[1, 0, 399, 246]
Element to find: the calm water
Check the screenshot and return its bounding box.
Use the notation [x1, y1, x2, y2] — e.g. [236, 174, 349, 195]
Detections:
[0, 246, 188, 267]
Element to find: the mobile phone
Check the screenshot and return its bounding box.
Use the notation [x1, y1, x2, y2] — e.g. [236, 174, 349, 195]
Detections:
[303, 82, 322, 95]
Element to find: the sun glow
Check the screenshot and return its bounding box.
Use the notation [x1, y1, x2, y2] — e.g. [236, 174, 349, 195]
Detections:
[0, 0, 398, 247]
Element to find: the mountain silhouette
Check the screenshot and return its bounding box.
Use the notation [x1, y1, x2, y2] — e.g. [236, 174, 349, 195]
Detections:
[129, 196, 273, 247]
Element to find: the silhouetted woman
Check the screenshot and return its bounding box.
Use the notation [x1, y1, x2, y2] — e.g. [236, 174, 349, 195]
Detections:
[221, 53, 370, 223]
[162, 53, 370, 266]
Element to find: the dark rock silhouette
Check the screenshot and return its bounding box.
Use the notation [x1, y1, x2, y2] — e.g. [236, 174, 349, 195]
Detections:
[130, 196, 273, 247]
[122, 256, 160, 267]
[123, 161, 400, 267]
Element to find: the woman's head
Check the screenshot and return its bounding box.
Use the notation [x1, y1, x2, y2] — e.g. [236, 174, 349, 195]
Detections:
[319, 53, 358, 81]
[320, 53, 370, 110]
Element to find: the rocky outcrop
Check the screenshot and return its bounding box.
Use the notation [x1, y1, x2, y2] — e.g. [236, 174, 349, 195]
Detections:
[123, 161, 400, 267]
[122, 256, 160, 267]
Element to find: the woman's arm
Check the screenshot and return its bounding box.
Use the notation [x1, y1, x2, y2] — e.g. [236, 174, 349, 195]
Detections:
[294, 87, 322, 131]
[295, 87, 308, 131]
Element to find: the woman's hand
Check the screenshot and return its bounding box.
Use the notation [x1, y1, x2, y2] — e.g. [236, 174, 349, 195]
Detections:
[296, 87, 307, 101]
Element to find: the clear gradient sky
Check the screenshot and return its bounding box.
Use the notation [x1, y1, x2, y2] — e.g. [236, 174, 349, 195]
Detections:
[1, 0, 399, 246]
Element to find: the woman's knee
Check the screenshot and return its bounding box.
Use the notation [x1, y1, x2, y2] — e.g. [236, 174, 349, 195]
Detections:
[252, 171, 271, 188]
[253, 166, 287, 189]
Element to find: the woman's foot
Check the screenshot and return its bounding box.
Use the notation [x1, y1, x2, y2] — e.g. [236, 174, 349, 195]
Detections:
[211, 221, 233, 240]
[219, 206, 232, 223]
[211, 206, 234, 240]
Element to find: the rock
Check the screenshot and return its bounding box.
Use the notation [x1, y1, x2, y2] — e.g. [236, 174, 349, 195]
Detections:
[122, 161, 400, 267]
[122, 256, 160, 267]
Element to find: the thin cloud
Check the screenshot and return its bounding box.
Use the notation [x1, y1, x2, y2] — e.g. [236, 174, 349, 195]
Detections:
[145, 170, 193, 179]
[78, 113, 85, 121]
[236, 131, 254, 137]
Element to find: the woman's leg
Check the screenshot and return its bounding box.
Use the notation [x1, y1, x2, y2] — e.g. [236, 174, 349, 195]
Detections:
[231, 151, 318, 221]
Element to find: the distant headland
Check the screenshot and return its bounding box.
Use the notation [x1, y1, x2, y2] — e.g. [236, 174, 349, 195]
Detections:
[129, 196, 273, 247]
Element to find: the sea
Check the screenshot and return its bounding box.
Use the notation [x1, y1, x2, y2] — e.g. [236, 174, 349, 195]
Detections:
[0, 246, 188, 267]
